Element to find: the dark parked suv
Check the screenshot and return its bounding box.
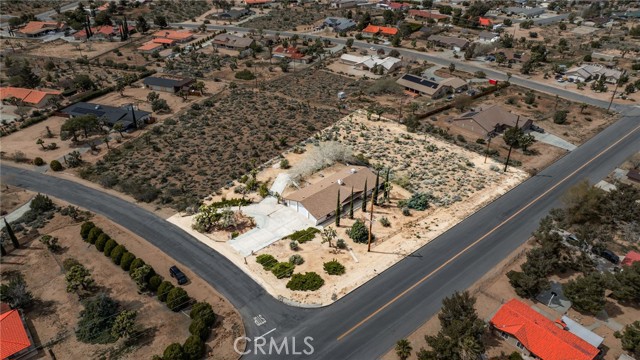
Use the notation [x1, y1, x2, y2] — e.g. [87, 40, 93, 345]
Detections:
[593, 248, 620, 265]
[169, 266, 188, 285]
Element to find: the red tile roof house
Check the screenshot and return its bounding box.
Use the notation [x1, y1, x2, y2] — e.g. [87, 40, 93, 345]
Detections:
[14, 21, 67, 38]
[362, 25, 399, 37]
[271, 46, 312, 63]
[490, 299, 600, 360]
[621, 251, 640, 266]
[479, 17, 493, 26]
[152, 30, 194, 43]
[0, 303, 35, 360]
[73, 25, 134, 41]
[388, 2, 411, 10]
[0, 87, 62, 108]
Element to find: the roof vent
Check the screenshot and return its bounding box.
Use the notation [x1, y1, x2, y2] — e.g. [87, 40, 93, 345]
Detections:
[350, 168, 357, 174]
[337, 179, 344, 185]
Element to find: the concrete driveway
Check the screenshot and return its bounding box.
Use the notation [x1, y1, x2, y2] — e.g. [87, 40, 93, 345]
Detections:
[229, 197, 315, 256]
[531, 131, 577, 151]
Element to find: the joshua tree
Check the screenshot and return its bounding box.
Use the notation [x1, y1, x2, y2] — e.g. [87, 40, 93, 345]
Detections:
[321, 227, 337, 248]
[36, 138, 45, 149]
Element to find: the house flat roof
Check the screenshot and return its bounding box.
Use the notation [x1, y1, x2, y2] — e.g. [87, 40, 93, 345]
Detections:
[143, 76, 194, 88]
[427, 34, 469, 48]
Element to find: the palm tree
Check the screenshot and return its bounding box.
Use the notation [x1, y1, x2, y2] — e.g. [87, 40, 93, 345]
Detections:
[395, 339, 412, 360]
[458, 336, 483, 360]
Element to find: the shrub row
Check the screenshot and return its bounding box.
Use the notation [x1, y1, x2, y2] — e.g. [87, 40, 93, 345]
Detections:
[284, 227, 320, 244]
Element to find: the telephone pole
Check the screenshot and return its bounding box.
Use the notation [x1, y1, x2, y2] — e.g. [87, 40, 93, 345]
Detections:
[367, 190, 374, 252]
[504, 116, 520, 172]
[607, 78, 621, 112]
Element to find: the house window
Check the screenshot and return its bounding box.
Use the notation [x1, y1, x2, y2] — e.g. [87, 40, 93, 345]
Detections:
[516, 341, 525, 350]
[500, 331, 509, 339]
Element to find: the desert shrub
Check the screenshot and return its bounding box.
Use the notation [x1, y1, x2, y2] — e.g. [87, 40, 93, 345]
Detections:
[183, 335, 205, 360]
[75, 294, 119, 344]
[63, 258, 81, 271]
[30, 193, 54, 213]
[190, 302, 216, 327]
[235, 69, 256, 80]
[280, 158, 291, 169]
[380, 216, 391, 227]
[289, 240, 299, 251]
[348, 219, 369, 244]
[103, 239, 118, 257]
[289, 254, 304, 265]
[256, 254, 278, 270]
[402, 207, 411, 216]
[33, 157, 45, 166]
[0, 273, 33, 309]
[110, 245, 127, 264]
[456, 134, 466, 143]
[284, 227, 320, 243]
[50, 160, 63, 171]
[336, 239, 347, 249]
[403, 192, 433, 211]
[554, 110, 568, 124]
[120, 252, 136, 271]
[39, 235, 61, 252]
[80, 221, 96, 239]
[87, 227, 103, 244]
[157, 281, 174, 302]
[148, 275, 163, 292]
[129, 258, 146, 274]
[163, 343, 186, 360]
[271, 262, 295, 279]
[509, 352, 524, 360]
[324, 259, 346, 275]
[166, 287, 189, 311]
[189, 318, 211, 341]
[286, 272, 325, 291]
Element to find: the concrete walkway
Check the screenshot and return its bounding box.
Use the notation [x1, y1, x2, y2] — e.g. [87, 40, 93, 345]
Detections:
[0, 199, 33, 230]
[531, 131, 577, 151]
[269, 173, 290, 195]
[229, 197, 315, 256]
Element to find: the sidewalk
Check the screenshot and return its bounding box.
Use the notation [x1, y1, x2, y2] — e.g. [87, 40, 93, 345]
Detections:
[0, 199, 33, 230]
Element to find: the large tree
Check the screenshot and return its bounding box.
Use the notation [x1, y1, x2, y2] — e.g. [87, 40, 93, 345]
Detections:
[76, 293, 119, 344]
[615, 321, 640, 358]
[563, 272, 607, 315]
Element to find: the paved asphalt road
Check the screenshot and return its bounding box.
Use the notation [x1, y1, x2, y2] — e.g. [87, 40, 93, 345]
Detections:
[3, 21, 640, 360]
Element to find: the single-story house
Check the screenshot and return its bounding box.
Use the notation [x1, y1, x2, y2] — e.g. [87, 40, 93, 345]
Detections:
[427, 34, 469, 51]
[143, 77, 195, 93]
[388, 2, 411, 10]
[14, 21, 67, 37]
[0, 87, 62, 108]
[362, 24, 398, 37]
[283, 166, 380, 225]
[217, 9, 254, 20]
[272, 46, 312, 63]
[478, 30, 500, 42]
[152, 30, 194, 43]
[504, 7, 545, 18]
[565, 63, 624, 83]
[73, 25, 134, 41]
[1, 303, 35, 360]
[452, 105, 532, 137]
[479, 17, 493, 26]
[490, 299, 600, 360]
[408, 9, 449, 22]
[396, 73, 453, 99]
[340, 54, 402, 74]
[323, 17, 357, 32]
[439, 77, 468, 92]
[496, 49, 531, 63]
[212, 33, 255, 50]
[60, 102, 151, 129]
[621, 250, 640, 266]
[138, 41, 165, 53]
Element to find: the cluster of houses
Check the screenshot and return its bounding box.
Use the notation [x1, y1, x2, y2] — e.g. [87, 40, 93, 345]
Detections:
[137, 30, 195, 54]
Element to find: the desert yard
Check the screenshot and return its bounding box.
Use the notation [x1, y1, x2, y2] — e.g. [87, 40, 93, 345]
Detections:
[0, 195, 243, 359]
[168, 110, 528, 305]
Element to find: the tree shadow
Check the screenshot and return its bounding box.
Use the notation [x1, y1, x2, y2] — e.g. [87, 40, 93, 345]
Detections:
[28, 299, 57, 317]
[128, 326, 158, 347]
[603, 300, 624, 318]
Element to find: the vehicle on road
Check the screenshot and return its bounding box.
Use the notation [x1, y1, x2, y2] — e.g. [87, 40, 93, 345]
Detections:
[170, 265, 189, 284]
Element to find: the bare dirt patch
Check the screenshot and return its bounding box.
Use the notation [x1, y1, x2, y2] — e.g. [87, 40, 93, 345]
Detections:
[0, 185, 33, 216]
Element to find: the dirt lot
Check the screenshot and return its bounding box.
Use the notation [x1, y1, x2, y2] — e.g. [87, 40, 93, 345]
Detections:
[0, 0, 73, 16]
[147, 0, 213, 23]
[80, 88, 342, 210]
[240, 7, 344, 31]
[0, 203, 243, 360]
[24, 38, 136, 61]
[0, 185, 33, 216]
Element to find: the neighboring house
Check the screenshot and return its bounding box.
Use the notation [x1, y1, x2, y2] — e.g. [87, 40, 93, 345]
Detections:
[627, 169, 640, 183]
[439, 77, 468, 92]
[452, 105, 532, 137]
[490, 299, 600, 360]
[143, 77, 195, 93]
[504, 7, 545, 17]
[14, 21, 67, 37]
[362, 24, 398, 37]
[272, 46, 312, 63]
[340, 54, 402, 74]
[478, 30, 500, 42]
[152, 30, 194, 43]
[137, 41, 164, 54]
[283, 166, 379, 225]
[495, 49, 531, 63]
[621, 250, 640, 266]
[591, 51, 618, 61]
[323, 17, 357, 32]
[0, 87, 62, 108]
[565, 63, 624, 83]
[212, 33, 255, 50]
[479, 17, 493, 26]
[73, 25, 134, 41]
[217, 9, 254, 20]
[60, 102, 151, 129]
[396, 73, 453, 99]
[388, 2, 411, 10]
[427, 35, 469, 51]
[0, 304, 35, 360]
[407, 9, 449, 22]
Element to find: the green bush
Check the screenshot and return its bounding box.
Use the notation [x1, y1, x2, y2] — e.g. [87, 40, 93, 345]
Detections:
[509, 352, 524, 360]
[103, 239, 118, 257]
[183, 335, 204, 360]
[166, 287, 189, 311]
[87, 227, 103, 244]
[63, 258, 81, 271]
[110, 245, 127, 265]
[256, 254, 278, 270]
[336, 239, 347, 249]
[286, 272, 325, 291]
[235, 69, 256, 80]
[157, 281, 174, 302]
[190, 302, 216, 327]
[323, 259, 346, 275]
[271, 262, 295, 279]
[120, 252, 136, 271]
[33, 157, 45, 166]
[148, 275, 163, 292]
[50, 160, 63, 171]
[553, 110, 568, 124]
[379, 216, 391, 227]
[348, 219, 370, 244]
[402, 192, 432, 211]
[285, 227, 320, 243]
[289, 254, 304, 265]
[163, 343, 186, 360]
[93, 233, 108, 248]
[95, 236, 107, 251]
[129, 258, 146, 274]
[80, 221, 96, 240]
[189, 318, 211, 341]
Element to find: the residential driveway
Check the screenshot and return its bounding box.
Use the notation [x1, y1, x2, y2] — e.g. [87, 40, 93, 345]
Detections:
[421, 66, 445, 82]
[530, 131, 577, 151]
[229, 197, 315, 256]
[269, 173, 290, 195]
[0, 199, 32, 231]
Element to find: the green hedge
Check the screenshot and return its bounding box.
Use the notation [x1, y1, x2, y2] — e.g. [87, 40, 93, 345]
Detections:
[87, 227, 103, 244]
[256, 254, 278, 270]
[80, 221, 96, 239]
[103, 239, 118, 257]
[166, 287, 189, 311]
[110, 245, 127, 264]
[183, 335, 204, 360]
[120, 252, 136, 271]
[189, 318, 210, 341]
[284, 227, 320, 243]
[271, 262, 295, 279]
[157, 281, 174, 302]
[148, 275, 163, 292]
[189, 302, 216, 327]
[129, 258, 145, 274]
[95, 233, 109, 247]
[324, 259, 346, 275]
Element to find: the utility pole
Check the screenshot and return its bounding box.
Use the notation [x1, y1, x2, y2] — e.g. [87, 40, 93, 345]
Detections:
[367, 190, 374, 252]
[504, 116, 520, 172]
[607, 78, 621, 112]
[484, 136, 492, 163]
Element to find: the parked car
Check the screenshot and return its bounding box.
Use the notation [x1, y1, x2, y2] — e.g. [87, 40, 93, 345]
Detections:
[169, 265, 188, 285]
[593, 248, 620, 264]
[530, 124, 545, 133]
